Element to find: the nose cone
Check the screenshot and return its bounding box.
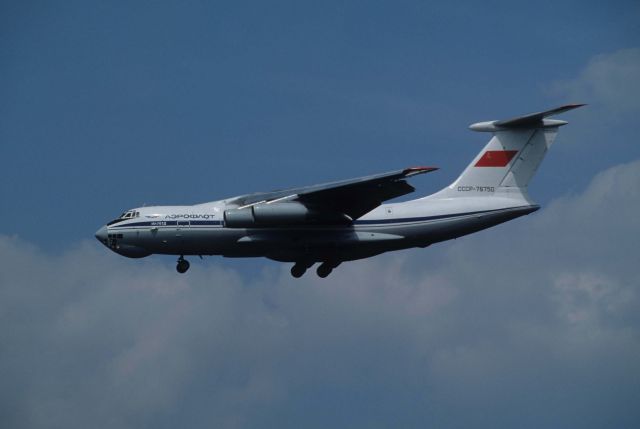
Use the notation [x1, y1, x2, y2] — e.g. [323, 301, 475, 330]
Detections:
[95, 225, 108, 244]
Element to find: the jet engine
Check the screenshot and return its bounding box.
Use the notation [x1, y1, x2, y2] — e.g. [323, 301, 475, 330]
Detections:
[224, 202, 349, 227]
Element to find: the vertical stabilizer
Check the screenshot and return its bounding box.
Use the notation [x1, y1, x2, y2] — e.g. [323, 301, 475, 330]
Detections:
[437, 104, 584, 200]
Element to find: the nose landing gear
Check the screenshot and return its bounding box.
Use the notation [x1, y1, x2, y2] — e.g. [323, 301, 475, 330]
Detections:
[176, 256, 190, 274]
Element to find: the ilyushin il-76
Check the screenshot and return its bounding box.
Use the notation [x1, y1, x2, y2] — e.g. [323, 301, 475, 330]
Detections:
[96, 104, 583, 278]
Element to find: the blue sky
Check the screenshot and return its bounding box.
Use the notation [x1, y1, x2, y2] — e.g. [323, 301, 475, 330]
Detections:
[1, 0, 638, 246]
[1, 1, 639, 428]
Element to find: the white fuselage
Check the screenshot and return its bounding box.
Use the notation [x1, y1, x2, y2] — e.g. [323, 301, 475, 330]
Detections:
[96, 192, 537, 263]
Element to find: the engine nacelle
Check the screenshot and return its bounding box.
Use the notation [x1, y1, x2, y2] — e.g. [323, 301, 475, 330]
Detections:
[223, 207, 255, 227]
[224, 203, 349, 227]
[253, 202, 311, 224]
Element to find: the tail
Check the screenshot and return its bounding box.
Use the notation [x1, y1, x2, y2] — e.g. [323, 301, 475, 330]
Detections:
[436, 104, 585, 200]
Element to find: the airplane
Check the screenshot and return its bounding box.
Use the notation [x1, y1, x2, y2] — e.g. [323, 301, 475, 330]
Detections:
[96, 104, 584, 278]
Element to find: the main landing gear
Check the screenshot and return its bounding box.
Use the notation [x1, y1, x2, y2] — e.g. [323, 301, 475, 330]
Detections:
[290, 261, 341, 278]
[316, 262, 334, 278]
[176, 256, 190, 274]
[291, 261, 313, 278]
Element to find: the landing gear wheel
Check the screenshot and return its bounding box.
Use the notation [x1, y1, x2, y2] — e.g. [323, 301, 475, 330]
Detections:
[291, 264, 306, 278]
[316, 264, 332, 278]
[291, 261, 315, 278]
[176, 257, 190, 274]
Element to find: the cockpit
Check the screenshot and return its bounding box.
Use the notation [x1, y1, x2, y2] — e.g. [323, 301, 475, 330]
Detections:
[107, 209, 140, 225]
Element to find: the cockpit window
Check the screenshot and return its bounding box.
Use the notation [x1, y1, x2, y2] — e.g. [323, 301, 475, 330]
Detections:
[121, 210, 137, 219]
[108, 209, 138, 225]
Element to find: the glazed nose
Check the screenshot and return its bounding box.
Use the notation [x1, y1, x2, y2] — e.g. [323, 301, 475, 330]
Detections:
[95, 225, 108, 244]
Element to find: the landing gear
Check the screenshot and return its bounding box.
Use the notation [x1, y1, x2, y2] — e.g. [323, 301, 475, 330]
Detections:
[316, 261, 341, 278]
[176, 256, 190, 274]
[291, 263, 306, 278]
[291, 261, 313, 278]
[290, 261, 341, 278]
[316, 263, 332, 278]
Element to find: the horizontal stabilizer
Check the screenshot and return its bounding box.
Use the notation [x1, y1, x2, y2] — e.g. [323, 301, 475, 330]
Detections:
[470, 103, 585, 132]
[495, 103, 586, 128]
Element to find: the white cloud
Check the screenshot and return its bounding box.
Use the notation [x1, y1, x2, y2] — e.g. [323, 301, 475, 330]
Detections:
[1, 160, 640, 428]
[550, 47, 640, 113]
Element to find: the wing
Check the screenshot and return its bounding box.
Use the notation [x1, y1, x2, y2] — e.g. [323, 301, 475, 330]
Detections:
[227, 166, 438, 220]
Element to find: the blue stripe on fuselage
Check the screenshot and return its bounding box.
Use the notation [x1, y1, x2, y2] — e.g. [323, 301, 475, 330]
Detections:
[110, 220, 223, 229]
[108, 206, 537, 229]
